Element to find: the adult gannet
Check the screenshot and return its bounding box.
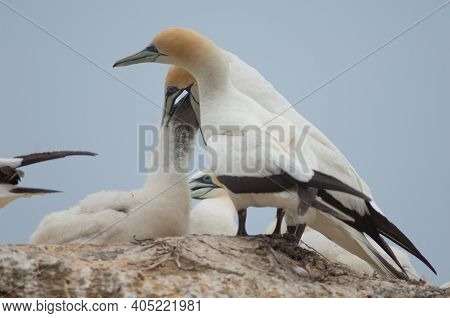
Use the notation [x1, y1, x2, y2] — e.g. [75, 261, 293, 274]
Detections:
[190, 169, 419, 278]
[113, 28, 371, 226]
[224, 46, 437, 277]
[0, 151, 96, 209]
[29, 67, 198, 244]
[188, 170, 237, 235]
[189, 170, 419, 277]
[113, 27, 435, 278]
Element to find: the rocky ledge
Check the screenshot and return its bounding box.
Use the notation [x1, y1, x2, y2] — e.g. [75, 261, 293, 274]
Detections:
[0, 235, 447, 297]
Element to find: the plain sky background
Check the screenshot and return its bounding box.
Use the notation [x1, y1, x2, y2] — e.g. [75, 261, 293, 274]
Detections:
[1, 1, 449, 285]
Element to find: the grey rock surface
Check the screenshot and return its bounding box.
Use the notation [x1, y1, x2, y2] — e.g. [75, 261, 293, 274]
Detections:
[0, 235, 447, 297]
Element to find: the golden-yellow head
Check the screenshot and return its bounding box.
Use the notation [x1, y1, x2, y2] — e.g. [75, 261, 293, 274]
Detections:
[162, 66, 200, 128]
[113, 27, 219, 70]
[165, 65, 195, 90]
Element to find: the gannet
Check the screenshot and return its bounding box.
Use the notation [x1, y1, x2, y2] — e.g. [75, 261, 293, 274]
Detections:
[0, 151, 96, 209]
[113, 27, 435, 278]
[188, 170, 419, 277]
[223, 47, 437, 277]
[191, 169, 419, 278]
[188, 170, 238, 235]
[113, 29, 371, 232]
[29, 67, 198, 244]
[266, 218, 419, 279]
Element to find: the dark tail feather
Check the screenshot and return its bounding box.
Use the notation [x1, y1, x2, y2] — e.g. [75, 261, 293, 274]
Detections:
[366, 241, 409, 280]
[307, 171, 371, 201]
[366, 202, 437, 275]
[314, 195, 408, 279]
[16, 151, 97, 167]
[319, 190, 406, 275]
[316, 190, 408, 276]
[367, 230, 408, 277]
[10, 187, 61, 194]
[318, 190, 436, 275]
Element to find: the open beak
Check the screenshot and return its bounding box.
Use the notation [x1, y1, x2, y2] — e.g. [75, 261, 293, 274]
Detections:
[113, 45, 165, 68]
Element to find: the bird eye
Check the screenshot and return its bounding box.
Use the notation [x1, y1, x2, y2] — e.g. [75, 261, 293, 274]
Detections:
[166, 86, 178, 95]
[203, 175, 212, 183]
[146, 44, 158, 53]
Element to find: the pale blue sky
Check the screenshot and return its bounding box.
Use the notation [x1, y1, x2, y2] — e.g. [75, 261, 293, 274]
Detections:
[0, 1, 449, 284]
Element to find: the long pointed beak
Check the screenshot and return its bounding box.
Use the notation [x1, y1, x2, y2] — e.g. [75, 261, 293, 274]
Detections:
[113, 47, 161, 68]
[189, 179, 220, 191]
[189, 179, 220, 200]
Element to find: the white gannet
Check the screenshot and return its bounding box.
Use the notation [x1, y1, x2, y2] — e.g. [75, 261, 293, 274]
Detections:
[188, 170, 238, 235]
[191, 168, 419, 278]
[224, 48, 437, 277]
[114, 30, 371, 233]
[0, 151, 96, 209]
[188, 169, 419, 277]
[29, 67, 198, 244]
[266, 217, 419, 279]
[113, 27, 435, 279]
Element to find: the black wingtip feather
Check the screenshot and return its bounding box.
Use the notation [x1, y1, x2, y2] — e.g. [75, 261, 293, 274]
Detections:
[370, 244, 409, 280]
[366, 202, 437, 275]
[369, 232, 408, 277]
[318, 190, 436, 277]
[309, 171, 371, 201]
[10, 187, 61, 194]
[15, 151, 97, 167]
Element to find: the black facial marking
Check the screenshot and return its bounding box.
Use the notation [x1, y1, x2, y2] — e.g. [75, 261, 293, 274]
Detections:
[146, 44, 159, 53]
[146, 44, 168, 56]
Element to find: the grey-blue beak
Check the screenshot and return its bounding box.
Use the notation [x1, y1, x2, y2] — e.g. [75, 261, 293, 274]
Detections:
[113, 45, 165, 68]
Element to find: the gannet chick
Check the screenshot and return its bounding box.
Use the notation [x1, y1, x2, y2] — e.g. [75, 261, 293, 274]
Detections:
[29, 67, 198, 244]
[266, 218, 419, 279]
[113, 27, 435, 279]
[188, 170, 237, 235]
[0, 151, 96, 209]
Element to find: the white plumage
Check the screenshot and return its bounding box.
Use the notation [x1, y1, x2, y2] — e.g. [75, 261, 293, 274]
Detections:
[222, 49, 436, 278]
[113, 27, 435, 279]
[29, 176, 191, 244]
[188, 171, 237, 235]
[30, 67, 197, 244]
[0, 158, 22, 168]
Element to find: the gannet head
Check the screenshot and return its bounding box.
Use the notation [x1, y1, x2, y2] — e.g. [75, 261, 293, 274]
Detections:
[189, 170, 225, 200]
[113, 27, 220, 72]
[163, 66, 200, 128]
